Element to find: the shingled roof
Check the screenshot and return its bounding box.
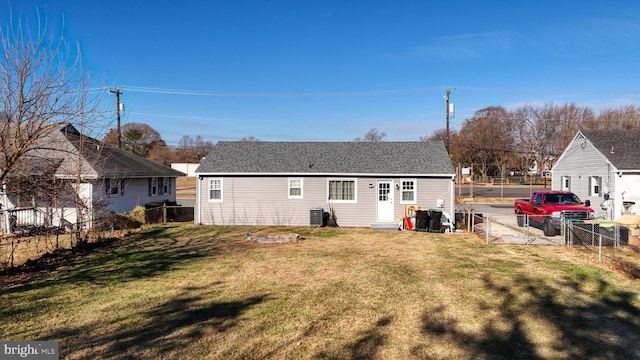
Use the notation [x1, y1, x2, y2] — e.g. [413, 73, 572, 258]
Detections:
[33, 124, 185, 179]
[581, 129, 640, 171]
[196, 141, 454, 176]
[60, 125, 185, 178]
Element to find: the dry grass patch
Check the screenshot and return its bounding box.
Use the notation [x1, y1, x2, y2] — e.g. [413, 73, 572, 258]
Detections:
[1, 225, 640, 359]
[176, 176, 196, 198]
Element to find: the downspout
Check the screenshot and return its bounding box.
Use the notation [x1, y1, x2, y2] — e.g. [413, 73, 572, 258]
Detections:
[195, 176, 201, 224]
[450, 175, 455, 227]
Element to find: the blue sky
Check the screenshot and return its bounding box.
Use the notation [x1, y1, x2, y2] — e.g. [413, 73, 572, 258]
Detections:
[5, 1, 640, 145]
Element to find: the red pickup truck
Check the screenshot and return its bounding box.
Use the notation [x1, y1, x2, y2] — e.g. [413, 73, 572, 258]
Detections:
[514, 191, 594, 236]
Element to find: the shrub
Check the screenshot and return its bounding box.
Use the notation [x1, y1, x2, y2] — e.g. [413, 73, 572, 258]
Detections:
[95, 211, 142, 232]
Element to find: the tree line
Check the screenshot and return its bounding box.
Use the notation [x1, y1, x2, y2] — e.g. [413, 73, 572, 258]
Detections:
[102, 123, 213, 166]
[102, 124, 264, 166]
[424, 103, 640, 181]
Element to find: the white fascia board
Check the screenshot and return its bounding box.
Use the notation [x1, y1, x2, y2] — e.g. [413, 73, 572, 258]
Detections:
[617, 170, 640, 175]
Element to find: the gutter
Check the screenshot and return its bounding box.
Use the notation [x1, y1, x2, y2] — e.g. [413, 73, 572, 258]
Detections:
[195, 172, 457, 177]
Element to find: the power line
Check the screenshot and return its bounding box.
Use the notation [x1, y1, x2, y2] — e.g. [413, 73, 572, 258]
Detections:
[95, 84, 640, 98]
[116, 85, 444, 98]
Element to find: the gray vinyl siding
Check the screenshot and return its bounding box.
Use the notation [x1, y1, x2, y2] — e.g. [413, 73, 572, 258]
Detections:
[552, 134, 615, 219]
[197, 176, 452, 227]
[97, 177, 178, 213]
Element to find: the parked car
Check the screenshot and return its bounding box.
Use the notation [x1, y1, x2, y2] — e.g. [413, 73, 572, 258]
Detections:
[514, 191, 594, 236]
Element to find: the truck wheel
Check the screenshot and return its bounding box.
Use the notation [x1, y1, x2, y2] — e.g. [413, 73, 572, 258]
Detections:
[543, 218, 556, 236]
[516, 209, 524, 227]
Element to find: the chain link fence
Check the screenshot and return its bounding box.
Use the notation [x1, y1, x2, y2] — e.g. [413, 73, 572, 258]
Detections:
[460, 210, 635, 247]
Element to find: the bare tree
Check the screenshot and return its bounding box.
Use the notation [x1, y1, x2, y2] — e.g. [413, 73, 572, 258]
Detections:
[510, 103, 593, 176]
[452, 106, 513, 181]
[589, 105, 640, 130]
[354, 128, 387, 142]
[176, 134, 213, 161]
[239, 136, 260, 142]
[420, 128, 459, 161]
[420, 129, 449, 142]
[0, 10, 103, 248]
[0, 11, 95, 184]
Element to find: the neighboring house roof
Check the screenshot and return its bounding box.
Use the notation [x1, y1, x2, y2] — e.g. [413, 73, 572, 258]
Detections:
[36, 124, 185, 179]
[196, 141, 455, 176]
[580, 129, 640, 171]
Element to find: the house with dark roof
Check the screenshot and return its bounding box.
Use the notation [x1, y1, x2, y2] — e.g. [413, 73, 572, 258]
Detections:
[194, 141, 455, 228]
[552, 129, 640, 220]
[2, 124, 185, 231]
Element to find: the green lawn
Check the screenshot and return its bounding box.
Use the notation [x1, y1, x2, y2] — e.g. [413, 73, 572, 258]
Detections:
[1, 225, 639, 359]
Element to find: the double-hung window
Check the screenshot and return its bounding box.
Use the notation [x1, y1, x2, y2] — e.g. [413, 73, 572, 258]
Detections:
[328, 179, 356, 203]
[209, 178, 223, 202]
[589, 176, 602, 197]
[163, 178, 171, 194]
[288, 178, 303, 199]
[400, 180, 416, 203]
[149, 177, 158, 196]
[105, 178, 124, 197]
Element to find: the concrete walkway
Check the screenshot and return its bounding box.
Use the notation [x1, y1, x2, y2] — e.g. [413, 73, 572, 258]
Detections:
[474, 221, 561, 245]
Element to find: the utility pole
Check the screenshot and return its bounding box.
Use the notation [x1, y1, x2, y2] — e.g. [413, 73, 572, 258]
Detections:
[109, 87, 123, 148]
[445, 88, 451, 153]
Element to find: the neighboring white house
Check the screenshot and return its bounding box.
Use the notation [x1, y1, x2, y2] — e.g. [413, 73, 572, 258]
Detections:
[194, 141, 456, 228]
[552, 129, 640, 220]
[1, 123, 185, 232]
[171, 163, 200, 177]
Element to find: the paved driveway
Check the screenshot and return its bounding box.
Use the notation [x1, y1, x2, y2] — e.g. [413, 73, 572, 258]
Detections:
[457, 203, 562, 245]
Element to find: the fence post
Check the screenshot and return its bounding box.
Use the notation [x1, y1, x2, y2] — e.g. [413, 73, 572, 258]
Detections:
[471, 210, 475, 233]
[485, 214, 490, 244]
[163, 203, 167, 224]
[598, 229, 602, 263]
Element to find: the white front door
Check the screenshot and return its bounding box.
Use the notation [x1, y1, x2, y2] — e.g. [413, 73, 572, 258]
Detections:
[377, 180, 394, 222]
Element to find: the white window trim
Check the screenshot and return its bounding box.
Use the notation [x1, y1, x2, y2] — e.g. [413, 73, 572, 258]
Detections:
[150, 177, 158, 196]
[326, 178, 357, 204]
[399, 179, 417, 204]
[589, 176, 602, 197]
[105, 178, 123, 198]
[208, 178, 223, 202]
[561, 176, 571, 191]
[163, 178, 171, 194]
[288, 177, 303, 199]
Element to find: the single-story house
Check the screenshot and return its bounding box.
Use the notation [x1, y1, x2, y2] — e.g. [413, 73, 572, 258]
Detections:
[552, 129, 640, 220]
[194, 141, 456, 228]
[2, 123, 185, 231]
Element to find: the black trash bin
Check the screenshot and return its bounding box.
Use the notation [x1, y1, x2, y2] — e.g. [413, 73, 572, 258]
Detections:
[429, 209, 443, 233]
[415, 210, 430, 232]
